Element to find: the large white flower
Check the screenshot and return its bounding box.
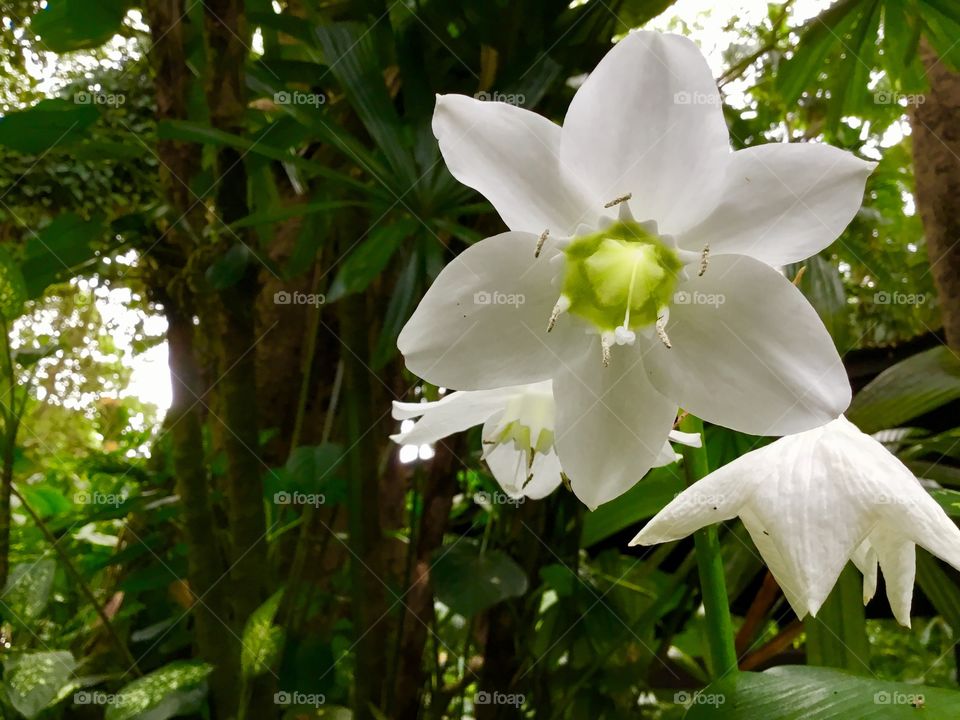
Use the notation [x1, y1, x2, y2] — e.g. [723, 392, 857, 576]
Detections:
[399, 30, 873, 504]
[630, 416, 960, 626]
[391, 382, 699, 507]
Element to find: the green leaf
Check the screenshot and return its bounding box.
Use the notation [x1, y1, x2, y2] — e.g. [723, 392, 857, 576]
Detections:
[372, 248, 420, 369]
[30, 0, 127, 52]
[0, 247, 27, 321]
[581, 465, 684, 547]
[22, 213, 106, 298]
[205, 243, 253, 291]
[2, 560, 57, 624]
[846, 346, 960, 433]
[241, 591, 285, 679]
[804, 564, 869, 674]
[0, 99, 99, 154]
[685, 665, 960, 718]
[105, 661, 214, 720]
[431, 543, 528, 616]
[326, 219, 414, 302]
[4, 651, 76, 719]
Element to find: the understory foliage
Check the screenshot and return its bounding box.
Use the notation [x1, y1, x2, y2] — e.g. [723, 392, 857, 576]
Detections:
[0, 0, 957, 719]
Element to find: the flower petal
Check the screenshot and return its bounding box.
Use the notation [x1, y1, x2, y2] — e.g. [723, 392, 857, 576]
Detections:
[851, 539, 879, 605]
[554, 340, 677, 510]
[433, 94, 598, 235]
[391, 387, 523, 445]
[679, 143, 875, 266]
[526, 450, 564, 499]
[741, 507, 811, 619]
[645, 255, 850, 435]
[398, 232, 582, 389]
[872, 534, 916, 628]
[560, 31, 730, 234]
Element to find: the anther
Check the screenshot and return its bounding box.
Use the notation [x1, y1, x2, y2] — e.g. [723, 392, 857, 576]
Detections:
[656, 314, 672, 349]
[535, 229, 549, 258]
[792, 265, 807, 286]
[601, 332, 613, 367]
[698, 243, 710, 277]
[603, 193, 633, 209]
[546, 295, 570, 332]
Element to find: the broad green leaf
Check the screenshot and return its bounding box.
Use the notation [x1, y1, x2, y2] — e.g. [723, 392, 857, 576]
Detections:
[847, 346, 960, 432]
[916, 550, 960, 632]
[581, 466, 684, 547]
[4, 651, 76, 719]
[22, 213, 106, 298]
[0, 247, 27, 320]
[30, 0, 127, 52]
[205, 243, 253, 291]
[326, 218, 415, 302]
[241, 590, 285, 679]
[685, 665, 960, 719]
[804, 564, 869, 674]
[793, 256, 848, 349]
[105, 661, 213, 720]
[2, 559, 56, 624]
[431, 543, 528, 616]
[372, 249, 420, 369]
[0, 99, 99, 154]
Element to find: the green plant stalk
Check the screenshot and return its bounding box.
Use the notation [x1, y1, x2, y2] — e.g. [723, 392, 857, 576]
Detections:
[679, 414, 739, 678]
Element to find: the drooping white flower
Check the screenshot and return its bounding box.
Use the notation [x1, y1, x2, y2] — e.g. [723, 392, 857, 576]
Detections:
[630, 416, 960, 626]
[391, 381, 699, 506]
[399, 30, 873, 505]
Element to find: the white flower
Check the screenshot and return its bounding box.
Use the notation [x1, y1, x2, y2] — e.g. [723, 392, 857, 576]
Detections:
[399, 30, 873, 505]
[630, 416, 960, 626]
[391, 382, 699, 506]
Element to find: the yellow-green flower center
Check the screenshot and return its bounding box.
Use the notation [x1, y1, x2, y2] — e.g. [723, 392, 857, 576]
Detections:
[560, 221, 682, 335]
[489, 388, 554, 454]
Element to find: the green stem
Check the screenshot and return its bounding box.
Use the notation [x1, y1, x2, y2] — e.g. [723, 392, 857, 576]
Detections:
[678, 414, 738, 678]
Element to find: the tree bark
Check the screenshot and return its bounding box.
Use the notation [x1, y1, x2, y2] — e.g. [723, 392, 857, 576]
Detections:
[911, 41, 960, 353]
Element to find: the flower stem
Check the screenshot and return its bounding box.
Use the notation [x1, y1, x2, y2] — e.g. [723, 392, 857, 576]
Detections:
[678, 414, 739, 678]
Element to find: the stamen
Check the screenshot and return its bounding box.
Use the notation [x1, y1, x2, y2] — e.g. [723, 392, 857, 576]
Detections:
[546, 295, 570, 332]
[656, 314, 672, 349]
[535, 229, 549, 258]
[792, 265, 807, 286]
[698, 243, 710, 277]
[601, 332, 613, 367]
[604, 193, 633, 209]
[614, 326, 636, 346]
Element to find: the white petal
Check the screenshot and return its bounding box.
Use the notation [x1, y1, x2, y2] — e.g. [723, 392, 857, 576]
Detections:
[871, 534, 916, 628]
[560, 31, 730, 234]
[741, 508, 810, 619]
[851, 539, 878, 605]
[631, 442, 770, 546]
[398, 232, 583, 389]
[552, 340, 677, 510]
[433, 94, 598, 235]
[525, 450, 564, 499]
[390, 387, 521, 445]
[668, 429, 702, 448]
[644, 255, 850, 435]
[678, 143, 874, 266]
[482, 440, 529, 498]
[652, 441, 681, 467]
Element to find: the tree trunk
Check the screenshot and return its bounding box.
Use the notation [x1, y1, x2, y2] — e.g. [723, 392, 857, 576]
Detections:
[911, 41, 960, 353]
